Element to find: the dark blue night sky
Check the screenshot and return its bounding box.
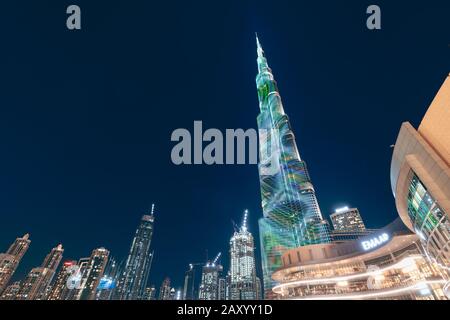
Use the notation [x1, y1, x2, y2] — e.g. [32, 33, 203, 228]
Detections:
[0, 1, 449, 289]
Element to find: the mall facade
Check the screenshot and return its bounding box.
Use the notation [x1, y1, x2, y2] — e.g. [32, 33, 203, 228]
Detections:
[272, 219, 448, 300]
[391, 73, 450, 271]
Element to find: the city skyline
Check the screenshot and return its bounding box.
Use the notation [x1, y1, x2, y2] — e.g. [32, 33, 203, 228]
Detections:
[0, 1, 449, 297]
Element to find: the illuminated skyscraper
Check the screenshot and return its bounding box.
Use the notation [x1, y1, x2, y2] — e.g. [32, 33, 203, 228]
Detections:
[0, 234, 30, 295]
[96, 256, 121, 300]
[142, 285, 156, 300]
[47, 260, 77, 300]
[255, 35, 330, 297]
[159, 277, 171, 300]
[78, 247, 109, 300]
[17, 244, 64, 300]
[218, 278, 227, 300]
[0, 281, 21, 300]
[118, 206, 155, 300]
[229, 210, 257, 300]
[183, 264, 196, 300]
[330, 207, 366, 232]
[198, 253, 223, 300]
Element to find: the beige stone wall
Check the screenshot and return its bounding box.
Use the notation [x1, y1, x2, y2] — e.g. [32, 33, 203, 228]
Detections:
[419, 74, 450, 166]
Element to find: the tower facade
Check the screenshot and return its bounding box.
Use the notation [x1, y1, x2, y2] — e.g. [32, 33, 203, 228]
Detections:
[330, 207, 366, 232]
[183, 264, 196, 300]
[17, 244, 63, 300]
[159, 277, 172, 300]
[47, 260, 78, 300]
[96, 256, 121, 300]
[78, 247, 109, 300]
[198, 262, 223, 300]
[255, 36, 330, 297]
[229, 210, 257, 300]
[119, 207, 155, 300]
[0, 234, 31, 294]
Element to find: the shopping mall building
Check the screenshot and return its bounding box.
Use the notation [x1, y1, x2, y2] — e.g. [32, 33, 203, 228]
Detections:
[271, 74, 450, 300]
[272, 219, 448, 300]
[391, 74, 450, 271]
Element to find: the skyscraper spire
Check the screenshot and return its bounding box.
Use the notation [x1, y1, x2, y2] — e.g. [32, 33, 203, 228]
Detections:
[150, 203, 155, 216]
[256, 33, 264, 58]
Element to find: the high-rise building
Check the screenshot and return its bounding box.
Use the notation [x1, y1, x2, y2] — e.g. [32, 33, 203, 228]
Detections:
[0, 234, 30, 295]
[391, 73, 450, 271]
[255, 35, 330, 298]
[175, 288, 182, 300]
[118, 207, 155, 300]
[159, 277, 171, 300]
[229, 210, 258, 300]
[330, 207, 366, 232]
[142, 285, 156, 300]
[0, 281, 21, 300]
[183, 264, 196, 300]
[78, 247, 109, 300]
[65, 257, 90, 300]
[255, 277, 262, 300]
[47, 260, 77, 300]
[198, 254, 223, 300]
[17, 244, 64, 300]
[96, 256, 121, 300]
[169, 287, 176, 300]
[218, 278, 227, 300]
[225, 272, 231, 300]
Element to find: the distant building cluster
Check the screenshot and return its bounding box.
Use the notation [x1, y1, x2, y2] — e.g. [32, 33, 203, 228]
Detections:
[177, 210, 262, 301]
[0, 205, 155, 301]
[0, 206, 263, 301]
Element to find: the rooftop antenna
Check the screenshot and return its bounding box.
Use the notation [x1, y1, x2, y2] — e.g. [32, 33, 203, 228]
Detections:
[150, 203, 155, 215]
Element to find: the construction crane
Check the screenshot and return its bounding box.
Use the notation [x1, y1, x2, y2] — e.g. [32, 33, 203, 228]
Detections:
[242, 209, 249, 232]
[212, 252, 221, 266]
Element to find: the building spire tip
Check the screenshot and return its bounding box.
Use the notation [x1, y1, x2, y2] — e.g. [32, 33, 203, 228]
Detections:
[256, 33, 264, 58]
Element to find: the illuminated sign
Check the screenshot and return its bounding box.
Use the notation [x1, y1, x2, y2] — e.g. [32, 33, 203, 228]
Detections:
[361, 233, 389, 251]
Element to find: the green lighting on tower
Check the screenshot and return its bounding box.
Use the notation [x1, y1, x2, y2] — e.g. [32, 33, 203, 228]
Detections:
[254, 34, 331, 298]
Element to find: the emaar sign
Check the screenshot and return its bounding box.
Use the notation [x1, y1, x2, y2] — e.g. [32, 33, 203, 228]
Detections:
[361, 233, 390, 251]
